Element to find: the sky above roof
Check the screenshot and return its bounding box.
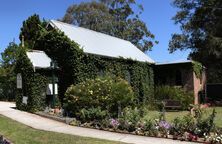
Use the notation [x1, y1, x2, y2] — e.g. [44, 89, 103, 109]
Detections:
[0, 0, 190, 63]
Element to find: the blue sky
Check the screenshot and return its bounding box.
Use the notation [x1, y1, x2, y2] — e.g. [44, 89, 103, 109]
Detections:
[0, 0, 190, 62]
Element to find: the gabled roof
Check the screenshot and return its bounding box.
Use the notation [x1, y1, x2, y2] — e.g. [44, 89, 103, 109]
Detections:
[49, 20, 155, 63]
[26, 50, 52, 69]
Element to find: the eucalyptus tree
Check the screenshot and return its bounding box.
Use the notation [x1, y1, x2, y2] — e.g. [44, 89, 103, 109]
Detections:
[61, 0, 157, 52]
[169, 0, 222, 82]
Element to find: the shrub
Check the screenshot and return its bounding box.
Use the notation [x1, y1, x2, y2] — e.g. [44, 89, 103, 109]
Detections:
[64, 75, 135, 118]
[155, 85, 193, 110]
[137, 118, 158, 136]
[171, 114, 196, 136]
[118, 107, 141, 132]
[195, 108, 216, 136]
[78, 107, 108, 122]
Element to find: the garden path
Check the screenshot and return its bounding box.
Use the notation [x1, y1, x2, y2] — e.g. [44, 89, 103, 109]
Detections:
[0, 101, 194, 144]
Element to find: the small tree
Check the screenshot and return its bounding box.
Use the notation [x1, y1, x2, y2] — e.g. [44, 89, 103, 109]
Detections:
[19, 14, 47, 49]
[0, 42, 20, 101]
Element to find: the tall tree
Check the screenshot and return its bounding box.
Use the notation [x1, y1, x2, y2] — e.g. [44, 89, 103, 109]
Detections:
[61, 0, 157, 52]
[169, 0, 222, 83]
[0, 42, 20, 101]
[19, 14, 47, 49]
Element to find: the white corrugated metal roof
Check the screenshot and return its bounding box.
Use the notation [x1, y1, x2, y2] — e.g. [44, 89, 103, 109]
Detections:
[49, 20, 155, 63]
[156, 60, 192, 65]
[26, 50, 52, 69]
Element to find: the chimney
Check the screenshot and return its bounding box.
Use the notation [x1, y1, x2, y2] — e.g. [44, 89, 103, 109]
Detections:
[22, 35, 24, 48]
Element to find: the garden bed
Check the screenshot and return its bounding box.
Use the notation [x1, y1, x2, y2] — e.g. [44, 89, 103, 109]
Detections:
[35, 111, 206, 143]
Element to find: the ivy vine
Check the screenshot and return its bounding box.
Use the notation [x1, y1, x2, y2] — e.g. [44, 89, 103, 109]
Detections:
[15, 48, 48, 112]
[192, 61, 203, 78]
[35, 29, 155, 106]
[16, 28, 155, 112]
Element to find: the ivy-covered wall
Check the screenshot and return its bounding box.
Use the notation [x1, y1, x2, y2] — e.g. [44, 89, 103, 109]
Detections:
[35, 29, 154, 106]
[82, 54, 155, 105]
[15, 49, 48, 112]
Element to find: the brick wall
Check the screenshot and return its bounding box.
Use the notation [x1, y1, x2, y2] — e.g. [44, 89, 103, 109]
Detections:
[155, 62, 206, 105]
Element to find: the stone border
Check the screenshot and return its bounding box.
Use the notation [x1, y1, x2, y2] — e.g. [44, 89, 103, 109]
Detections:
[35, 111, 74, 124]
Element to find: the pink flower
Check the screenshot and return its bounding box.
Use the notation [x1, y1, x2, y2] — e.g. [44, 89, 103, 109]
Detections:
[110, 118, 119, 128]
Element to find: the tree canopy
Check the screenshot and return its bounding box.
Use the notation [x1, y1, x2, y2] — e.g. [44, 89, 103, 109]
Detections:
[19, 14, 47, 49]
[0, 42, 20, 101]
[61, 0, 157, 52]
[0, 14, 45, 101]
[169, 0, 222, 82]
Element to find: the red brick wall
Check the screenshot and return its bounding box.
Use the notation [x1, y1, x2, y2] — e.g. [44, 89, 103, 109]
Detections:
[155, 63, 206, 104]
[193, 69, 206, 104]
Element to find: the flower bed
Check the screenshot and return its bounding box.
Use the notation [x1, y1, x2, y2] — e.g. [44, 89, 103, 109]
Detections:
[38, 105, 222, 144]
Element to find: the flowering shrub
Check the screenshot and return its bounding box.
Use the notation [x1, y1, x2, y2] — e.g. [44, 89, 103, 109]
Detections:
[67, 107, 219, 143]
[154, 120, 171, 137]
[136, 118, 158, 136]
[64, 75, 135, 117]
[118, 107, 141, 132]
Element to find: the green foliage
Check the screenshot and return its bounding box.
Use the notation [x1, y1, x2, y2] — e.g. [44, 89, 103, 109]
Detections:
[192, 61, 203, 78]
[195, 108, 216, 136]
[155, 85, 193, 110]
[35, 29, 154, 107]
[0, 42, 20, 101]
[61, 0, 157, 52]
[139, 118, 158, 136]
[64, 76, 135, 117]
[35, 29, 84, 102]
[19, 14, 47, 49]
[118, 107, 141, 132]
[169, 0, 222, 83]
[171, 107, 216, 137]
[171, 114, 195, 136]
[15, 48, 47, 112]
[79, 107, 108, 122]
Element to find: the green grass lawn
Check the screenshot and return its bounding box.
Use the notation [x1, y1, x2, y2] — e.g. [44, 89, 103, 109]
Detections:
[145, 107, 222, 127]
[0, 115, 124, 144]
